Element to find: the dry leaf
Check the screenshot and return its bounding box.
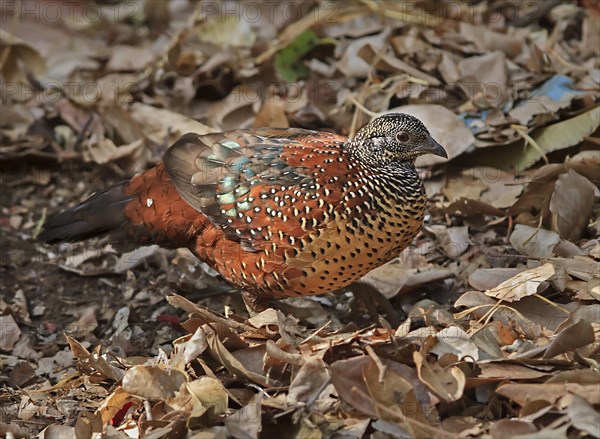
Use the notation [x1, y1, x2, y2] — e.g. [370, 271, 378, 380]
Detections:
[510, 225, 560, 258]
[196, 15, 256, 49]
[458, 51, 508, 108]
[96, 387, 131, 425]
[484, 263, 555, 302]
[288, 357, 330, 406]
[566, 395, 600, 438]
[129, 102, 215, 145]
[550, 256, 599, 281]
[336, 29, 390, 79]
[460, 23, 524, 58]
[428, 225, 471, 259]
[106, 45, 156, 72]
[225, 394, 262, 439]
[0, 314, 21, 351]
[208, 85, 258, 131]
[252, 98, 289, 128]
[204, 326, 274, 387]
[122, 366, 187, 400]
[469, 268, 526, 290]
[443, 178, 487, 202]
[331, 355, 433, 423]
[543, 320, 595, 359]
[549, 169, 596, 241]
[496, 382, 600, 407]
[38, 425, 77, 439]
[490, 419, 537, 438]
[431, 327, 479, 361]
[187, 376, 229, 424]
[413, 349, 465, 402]
[0, 29, 46, 83]
[359, 262, 452, 298]
[476, 363, 548, 381]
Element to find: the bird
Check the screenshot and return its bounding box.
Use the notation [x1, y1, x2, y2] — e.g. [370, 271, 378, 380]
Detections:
[38, 113, 447, 312]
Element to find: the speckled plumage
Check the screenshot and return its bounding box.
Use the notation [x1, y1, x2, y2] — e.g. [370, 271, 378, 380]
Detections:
[39, 113, 447, 310]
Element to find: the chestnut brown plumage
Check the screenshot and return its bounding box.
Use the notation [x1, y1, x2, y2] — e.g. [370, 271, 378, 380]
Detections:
[39, 113, 447, 311]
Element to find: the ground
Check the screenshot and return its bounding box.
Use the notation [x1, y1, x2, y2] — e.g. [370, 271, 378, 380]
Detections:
[1, 1, 599, 438]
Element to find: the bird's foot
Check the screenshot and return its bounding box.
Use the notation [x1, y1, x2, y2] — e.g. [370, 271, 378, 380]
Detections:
[349, 282, 402, 326]
[241, 291, 271, 317]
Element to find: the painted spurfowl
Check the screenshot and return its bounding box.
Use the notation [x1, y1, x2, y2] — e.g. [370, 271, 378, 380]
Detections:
[39, 113, 447, 312]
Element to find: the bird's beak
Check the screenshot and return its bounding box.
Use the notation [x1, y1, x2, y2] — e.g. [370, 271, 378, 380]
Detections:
[415, 136, 448, 159]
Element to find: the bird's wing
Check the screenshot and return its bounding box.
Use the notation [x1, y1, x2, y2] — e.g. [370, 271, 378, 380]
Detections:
[163, 129, 354, 247]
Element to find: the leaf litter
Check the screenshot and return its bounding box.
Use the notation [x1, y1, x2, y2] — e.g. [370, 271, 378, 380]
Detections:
[1, 0, 599, 438]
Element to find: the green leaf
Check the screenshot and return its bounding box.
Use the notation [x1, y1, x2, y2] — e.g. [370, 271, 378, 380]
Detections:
[517, 106, 600, 168]
[274, 30, 336, 82]
[466, 106, 600, 170]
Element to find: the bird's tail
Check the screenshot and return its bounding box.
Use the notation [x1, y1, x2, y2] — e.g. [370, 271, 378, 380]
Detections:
[38, 182, 133, 244]
[38, 163, 202, 251]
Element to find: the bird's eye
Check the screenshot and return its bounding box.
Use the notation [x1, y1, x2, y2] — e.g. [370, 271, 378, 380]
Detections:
[396, 131, 410, 143]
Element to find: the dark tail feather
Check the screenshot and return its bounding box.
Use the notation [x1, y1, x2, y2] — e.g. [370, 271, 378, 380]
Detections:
[38, 182, 133, 244]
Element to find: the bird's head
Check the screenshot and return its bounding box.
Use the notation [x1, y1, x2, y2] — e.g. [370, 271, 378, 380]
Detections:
[350, 113, 447, 166]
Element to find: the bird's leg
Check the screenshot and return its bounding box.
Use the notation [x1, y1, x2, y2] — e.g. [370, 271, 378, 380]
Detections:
[241, 291, 271, 317]
[350, 282, 401, 326]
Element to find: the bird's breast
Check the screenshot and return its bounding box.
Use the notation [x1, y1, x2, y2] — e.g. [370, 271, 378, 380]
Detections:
[281, 177, 427, 297]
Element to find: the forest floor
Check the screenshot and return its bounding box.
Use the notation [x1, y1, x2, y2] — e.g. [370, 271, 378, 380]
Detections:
[1, 1, 599, 438]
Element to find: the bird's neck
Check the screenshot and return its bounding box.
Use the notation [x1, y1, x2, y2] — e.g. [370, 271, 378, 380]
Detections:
[375, 161, 423, 201]
[350, 159, 424, 204]
[346, 140, 420, 182]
